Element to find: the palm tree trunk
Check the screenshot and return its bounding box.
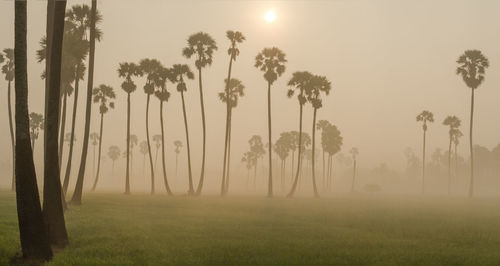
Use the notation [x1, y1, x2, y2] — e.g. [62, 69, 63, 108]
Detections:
[7, 80, 15, 191]
[454, 143, 458, 178]
[195, 68, 207, 196]
[15, 1, 53, 259]
[70, 0, 96, 205]
[447, 135, 452, 195]
[327, 155, 331, 191]
[291, 150, 295, 184]
[58, 93, 67, 163]
[145, 94, 155, 195]
[175, 153, 178, 178]
[311, 108, 319, 197]
[62, 67, 80, 194]
[468, 89, 475, 198]
[322, 150, 325, 191]
[154, 148, 159, 173]
[220, 103, 230, 196]
[287, 99, 304, 197]
[42, 0, 68, 247]
[422, 129, 426, 194]
[91, 113, 104, 191]
[225, 107, 233, 193]
[181, 91, 194, 195]
[351, 159, 356, 192]
[125, 93, 131, 194]
[266, 82, 273, 198]
[160, 100, 172, 195]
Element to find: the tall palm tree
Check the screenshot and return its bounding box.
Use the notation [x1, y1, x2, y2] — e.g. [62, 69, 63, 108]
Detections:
[90, 132, 99, 178]
[139, 58, 162, 195]
[1, 48, 15, 191]
[255, 47, 287, 197]
[182, 32, 218, 196]
[171, 64, 195, 195]
[416, 110, 434, 194]
[118, 62, 141, 194]
[71, 0, 100, 205]
[220, 30, 245, 196]
[218, 78, 245, 194]
[29, 112, 44, 153]
[443, 116, 461, 194]
[90, 84, 115, 191]
[349, 147, 359, 192]
[286, 71, 312, 197]
[108, 145, 120, 177]
[174, 140, 183, 178]
[316, 120, 331, 190]
[456, 50, 489, 198]
[306, 75, 331, 197]
[14, 1, 53, 260]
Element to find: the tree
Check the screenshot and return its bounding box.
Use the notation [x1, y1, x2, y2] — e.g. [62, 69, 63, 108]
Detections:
[90, 84, 115, 191]
[248, 135, 266, 188]
[90, 132, 99, 178]
[443, 116, 461, 194]
[139, 141, 148, 179]
[14, 1, 53, 260]
[274, 132, 292, 192]
[349, 147, 359, 192]
[220, 30, 245, 196]
[29, 112, 44, 153]
[316, 120, 331, 190]
[71, 0, 100, 205]
[118, 62, 140, 194]
[452, 129, 463, 179]
[306, 74, 331, 197]
[323, 125, 343, 191]
[174, 140, 183, 178]
[242, 151, 257, 188]
[153, 134, 162, 174]
[182, 32, 218, 196]
[171, 64, 195, 195]
[416, 110, 434, 194]
[108, 145, 120, 177]
[456, 50, 489, 197]
[255, 47, 287, 197]
[1, 48, 15, 191]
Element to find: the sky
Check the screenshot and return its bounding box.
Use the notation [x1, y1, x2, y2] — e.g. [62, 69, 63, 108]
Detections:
[0, 0, 499, 192]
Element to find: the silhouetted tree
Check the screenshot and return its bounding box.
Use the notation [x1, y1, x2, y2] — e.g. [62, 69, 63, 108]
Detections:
[274, 132, 292, 191]
[108, 145, 120, 177]
[248, 135, 266, 188]
[153, 134, 162, 174]
[316, 120, 331, 190]
[1, 48, 15, 191]
[139, 140, 148, 179]
[456, 50, 489, 197]
[174, 140, 183, 178]
[129, 134, 138, 175]
[350, 147, 359, 192]
[324, 125, 343, 191]
[90, 132, 99, 178]
[443, 116, 461, 194]
[255, 47, 287, 197]
[29, 112, 44, 153]
[452, 129, 463, 178]
[416, 110, 434, 194]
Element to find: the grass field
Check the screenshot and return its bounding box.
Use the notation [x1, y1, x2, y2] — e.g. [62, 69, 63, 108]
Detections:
[1, 191, 500, 265]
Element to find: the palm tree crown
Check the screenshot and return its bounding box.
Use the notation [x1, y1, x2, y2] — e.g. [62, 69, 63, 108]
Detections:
[219, 78, 245, 108]
[182, 32, 218, 69]
[171, 64, 195, 91]
[456, 50, 490, 89]
[1, 48, 14, 81]
[416, 110, 434, 131]
[255, 47, 287, 84]
[118, 62, 141, 94]
[93, 84, 115, 114]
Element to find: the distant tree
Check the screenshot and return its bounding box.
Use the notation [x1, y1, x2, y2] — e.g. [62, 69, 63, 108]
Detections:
[241, 151, 257, 188]
[90, 84, 115, 191]
[324, 125, 343, 191]
[316, 120, 331, 190]
[129, 134, 138, 174]
[416, 110, 434, 194]
[248, 135, 266, 188]
[29, 112, 44, 153]
[89, 132, 99, 179]
[139, 140, 148, 179]
[452, 129, 463, 178]
[456, 50, 489, 197]
[255, 47, 287, 197]
[171, 64, 195, 195]
[274, 132, 292, 191]
[152, 134, 162, 174]
[1, 48, 15, 191]
[443, 116, 461, 194]
[174, 140, 183, 178]
[108, 145, 120, 177]
[349, 147, 359, 192]
[183, 32, 218, 196]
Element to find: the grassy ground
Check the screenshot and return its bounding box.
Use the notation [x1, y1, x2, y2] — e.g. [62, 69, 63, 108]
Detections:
[1, 191, 500, 265]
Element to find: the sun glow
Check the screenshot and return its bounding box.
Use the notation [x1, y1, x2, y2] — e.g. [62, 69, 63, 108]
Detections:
[265, 10, 276, 23]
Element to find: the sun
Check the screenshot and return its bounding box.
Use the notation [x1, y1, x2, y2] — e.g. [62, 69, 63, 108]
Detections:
[265, 10, 276, 23]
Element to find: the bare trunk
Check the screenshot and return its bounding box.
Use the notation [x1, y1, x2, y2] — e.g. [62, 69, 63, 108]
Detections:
[8, 80, 15, 191]
[311, 108, 319, 197]
[181, 91, 194, 194]
[422, 129, 426, 194]
[91, 113, 104, 191]
[351, 159, 356, 192]
[145, 94, 155, 195]
[195, 67, 207, 196]
[287, 96, 304, 197]
[468, 89, 475, 198]
[125, 93, 131, 194]
[267, 82, 273, 198]
[447, 135, 452, 195]
[160, 100, 172, 195]
[225, 107, 233, 193]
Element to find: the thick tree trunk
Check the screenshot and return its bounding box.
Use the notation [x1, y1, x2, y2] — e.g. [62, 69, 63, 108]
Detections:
[15, 1, 53, 260]
[311, 108, 319, 197]
[125, 93, 131, 194]
[160, 100, 172, 195]
[447, 135, 452, 195]
[58, 93, 67, 165]
[468, 89, 475, 198]
[287, 98, 304, 197]
[91, 113, 104, 191]
[181, 91, 194, 194]
[70, 0, 97, 205]
[195, 68, 207, 196]
[267, 82, 273, 198]
[145, 94, 155, 195]
[62, 67, 80, 194]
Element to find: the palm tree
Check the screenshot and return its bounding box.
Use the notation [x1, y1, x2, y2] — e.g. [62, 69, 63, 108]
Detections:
[90, 132, 99, 178]
[316, 120, 331, 190]
[324, 124, 343, 191]
[139, 58, 163, 195]
[255, 47, 287, 197]
[108, 145, 120, 177]
[416, 110, 434, 194]
[306, 75, 331, 197]
[174, 140, 183, 178]
[71, 0, 100, 205]
[90, 84, 115, 191]
[183, 32, 218, 196]
[452, 129, 463, 179]
[139, 140, 148, 179]
[349, 147, 359, 192]
[14, 1, 53, 259]
[1, 48, 15, 191]
[118, 62, 141, 194]
[220, 30, 245, 196]
[241, 151, 256, 188]
[153, 134, 162, 173]
[218, 78, 245, 195]
[443, 116, 461, 194]
[274, 132, 292, 192]
[171, 64, 195, 195]
[248, 135, 266, 188]
[29, 112, 44, 153]
[456, 50, 490, 197]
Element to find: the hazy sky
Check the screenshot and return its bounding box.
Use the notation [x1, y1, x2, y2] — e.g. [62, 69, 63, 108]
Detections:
[0, 0, 499, 190]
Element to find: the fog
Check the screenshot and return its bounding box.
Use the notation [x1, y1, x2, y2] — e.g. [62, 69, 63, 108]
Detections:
[1, 0, 499, 196]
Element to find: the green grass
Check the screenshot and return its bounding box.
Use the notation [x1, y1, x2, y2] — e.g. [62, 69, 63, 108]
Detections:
[1, 191, 500, 265]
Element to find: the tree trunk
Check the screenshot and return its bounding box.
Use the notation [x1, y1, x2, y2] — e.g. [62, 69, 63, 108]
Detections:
[181, 91, 194, 194]
[175, 153, 178, 178]
[58, 93, 67, 165]
[15, 1, 53, 260]
[287, 97, 304, 197]
[422, 129, 426, 194]
[8, 80, 15, 191]
[145, 94, 155, 195]
[447, 135, 452, 195]
[322, 150, 325, 191]
[225, 107, 233, 193]
[311, 108, 319, 197]
[160, 99, 172, 195]
[351, 159, 356, 192]
[195, 67, 207, 196]
[454, 143, 458, 179]
[125, 92, 131, 194]
[220, 56, 233, 196]
[91, 113, 104, 191]
[62, 66, 80, 194]
[468, 89, 475, 198]
[266, 82, 273, 198]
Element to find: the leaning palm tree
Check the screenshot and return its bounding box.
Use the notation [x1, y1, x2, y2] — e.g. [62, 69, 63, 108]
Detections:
[416, 110, 434, 194]
[349, 147, 359, 192]
[443, 116, 461, 194]
[255, 47, 287, 197]
[171, 64, 195, 195]
[220, 30, 245, 196]
[182, 32, 218, 196]
[29, 112, 44, 153]
[108, 145, 120, 177]
[306, 75, 331, 197]
[1, 48, 15, 191]
[174, 140, 183, 178]
[90, 84, 115, 192]
[456, 50, 489, 198]
[118, 62, 141, 194]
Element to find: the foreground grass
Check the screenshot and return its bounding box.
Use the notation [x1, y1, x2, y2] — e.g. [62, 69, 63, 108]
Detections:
[1, 191, 500, 265]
